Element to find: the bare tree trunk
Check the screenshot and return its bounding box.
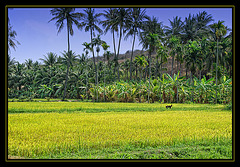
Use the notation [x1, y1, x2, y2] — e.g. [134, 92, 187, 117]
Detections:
[171, 55, 174, 78]
[129, 32, 136, 80]
[148, 51, 151, 103]
[215, 39, 219, 104]
[116, 26, 123, 81]
[186, 67, 188, 79]
[179, 62, 182, 77]
[155, 56, 159, 79]
[62, 19, 70, 101]
[96, 51, 99, 102]
[191, 71, 193, 102]
[176, 61, 179, 103]
[135, 63, 138, 79]
[90, 29, 97, 102]
[103, 52, 106, 102]
[112, 31, 117, 81]
[139, 67, 142, 103]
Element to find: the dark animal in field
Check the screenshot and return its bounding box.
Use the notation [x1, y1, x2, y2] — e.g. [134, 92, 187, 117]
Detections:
[166, 105, 172, 109]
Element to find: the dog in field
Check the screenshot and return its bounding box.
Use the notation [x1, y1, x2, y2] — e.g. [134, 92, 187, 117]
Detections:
[166, 105, 172, 109]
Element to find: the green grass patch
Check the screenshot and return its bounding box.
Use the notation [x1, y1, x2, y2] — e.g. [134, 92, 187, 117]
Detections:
[8, 102, 227, 113]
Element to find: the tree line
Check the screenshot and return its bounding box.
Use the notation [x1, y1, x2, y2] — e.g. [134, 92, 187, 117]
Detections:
[8, 8, 232, 104]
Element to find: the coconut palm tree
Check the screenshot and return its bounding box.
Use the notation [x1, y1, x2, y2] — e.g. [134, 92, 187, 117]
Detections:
[39, 52, 58, 68]
[164, 16, 184, 39]
[125, 8, 147, 80]
[142, 16, 163, 35]
[182, 11, 213, 43]
[8, 55, 16, 74]
[49, 8, 83, 100]
[59, 50, 77, 100]
[100, 8, 120, 81]
[24, 59, 33, 70]
[80, 8, 102, 92]
[100, 8, 118, 62]
[8, 18, 20, 53]
[182, 14, 196, 43]
[195, 11, 213, 38]
[115, 8, 131, 80]
[139, 16, 163, 80]
[49, 8, 83, 52]
[10, 62, 25, 94]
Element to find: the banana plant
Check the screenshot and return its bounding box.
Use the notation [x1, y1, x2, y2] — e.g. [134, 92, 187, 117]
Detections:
[105, 85, 118, 102]
[37, 84, 53, 98]
[194, 75, 214, 103]
[218, 75, 232, 104]
[159, 74, 172, 103]
[165, 72, 185, 103]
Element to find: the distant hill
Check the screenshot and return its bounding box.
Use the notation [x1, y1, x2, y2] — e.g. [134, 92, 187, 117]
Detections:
[92, 49, 205, 78]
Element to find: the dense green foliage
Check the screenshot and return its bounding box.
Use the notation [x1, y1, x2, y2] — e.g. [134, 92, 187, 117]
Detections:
[8, 72, 232, 104]
[8, 8, 232, 104]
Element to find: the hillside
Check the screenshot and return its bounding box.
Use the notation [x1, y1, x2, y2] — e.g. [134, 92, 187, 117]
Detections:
[93, 49, 193, 78]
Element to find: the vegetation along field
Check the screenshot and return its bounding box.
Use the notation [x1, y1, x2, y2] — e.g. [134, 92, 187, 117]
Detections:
[8, 102, 232, 159]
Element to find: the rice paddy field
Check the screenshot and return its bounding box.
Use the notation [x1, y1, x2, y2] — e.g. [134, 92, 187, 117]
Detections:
[8, 102, 232, 159]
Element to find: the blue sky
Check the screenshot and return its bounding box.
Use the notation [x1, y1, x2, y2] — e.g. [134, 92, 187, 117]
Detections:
[8, 7, 232, 63]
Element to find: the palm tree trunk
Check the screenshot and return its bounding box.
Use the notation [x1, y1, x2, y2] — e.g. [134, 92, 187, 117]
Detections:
[159, 56, 162, 102]
[179, 62, 182, 76]
[112, 30, 117, 81]
[129, 32, 136, 80]
[62, 19, 70, 101]
[215, 39, 218, 104]
[199, 70, 202, 81]
[90, 28, 97, 102]
[176, 62, 179, 103]
[103, 54, 106, 102]
[112, 30, 117, 58]
[144, 65, 148, 81]
[186, 67, 188, 79]
[135, 63, 138, 79]
[116, 26, 123, 81]
[139, 67, 142, 103]
[191, 71, 193, 102]
[155, 56, 159, 79]
[171, 55, 174, 78]
[96, 51, 99, 102]
[86, 69, 89, 99]
[91, 29, 97, 77]
[148, 51, 151, 103]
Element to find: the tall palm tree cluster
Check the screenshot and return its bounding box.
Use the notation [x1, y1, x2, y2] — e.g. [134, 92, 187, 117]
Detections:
[8, 8, 232, 104]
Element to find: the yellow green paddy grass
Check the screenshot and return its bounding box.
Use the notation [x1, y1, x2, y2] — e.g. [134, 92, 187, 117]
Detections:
[8, 102, 232, 159]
